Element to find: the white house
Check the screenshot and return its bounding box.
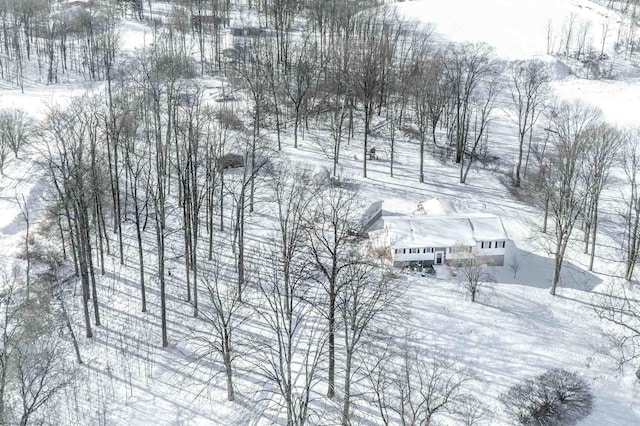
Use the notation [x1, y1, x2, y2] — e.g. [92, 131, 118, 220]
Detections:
[366, 199, 510, 267]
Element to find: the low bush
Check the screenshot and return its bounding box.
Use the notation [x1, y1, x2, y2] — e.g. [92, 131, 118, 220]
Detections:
[500, 368, 593, 425]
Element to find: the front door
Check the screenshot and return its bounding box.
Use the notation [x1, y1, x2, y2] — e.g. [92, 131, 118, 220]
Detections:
[435, 251, 444, 265]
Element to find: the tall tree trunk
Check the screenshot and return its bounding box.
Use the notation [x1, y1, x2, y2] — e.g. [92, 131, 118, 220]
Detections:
[589, 206, 599, 271]
[327, 289, 335, 398]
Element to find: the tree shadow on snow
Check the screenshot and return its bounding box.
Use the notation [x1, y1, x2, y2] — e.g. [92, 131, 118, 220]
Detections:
[492, 243, 601, 292]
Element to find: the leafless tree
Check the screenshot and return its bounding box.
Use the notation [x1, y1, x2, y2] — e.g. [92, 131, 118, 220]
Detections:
[117, 87, 150, 312]
[0, 269, 72, 426]
[622, 129, 640, 281]
[232, 35, 271, 210]
[453, 246, 493, 303]
[509, 60, 550, 187]
[0, 109, 36, 160]
[0, 129, 9, 176]
[596, 282, 640, 379]
[283, 35, 321, 149]
[130, 39, 197, 346]
[14, 322, 71, 426]
[338, 258, 396, 424]
[509, 249, 522, 279]
[620, 129, 640, 281]
[225, 134, 271, 301]
[43, 96, 108, 337]
[306, 184, 360, 399]
[369, 343, 473, 426]
[322, 36, 350, 177]
[254, 168, 325, 425]
[0, 269, 22, 424]
[173, 86, 209, 316]
[543, 101, 602, 295]
[443, 42, 499, 167]
[0, 106, 37, 177]
[459, 73, 501, 184]
[191, 254, 249, 402]
[350, 8, 404, 178]
[392, 24, 432, 179]
[414, 53, 443, 183]
[581, 123, 621, 272]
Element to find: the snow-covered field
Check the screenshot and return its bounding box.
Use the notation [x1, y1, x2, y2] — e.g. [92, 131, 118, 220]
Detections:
[1, 0, 640, 424]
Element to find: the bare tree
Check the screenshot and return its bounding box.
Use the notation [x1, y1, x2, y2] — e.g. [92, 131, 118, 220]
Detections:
[191, 254, 248, 401]
[254, 169, 325, 425]
[582, 123, 621, 272]
[0, 129, 9, 176]
[0, 269, 71, 426]
[283, 35, 321, 149]
[306, 184, 360, 399]
[509, 60, 550, 187]
[596, 282, 640, 379]
[0, 269, 22, 424]
[118, 88, 150, 312]
[130, 40, 197, 346]
[43, 96, 108, 337]
[459, 74, 501, 184]
[322, 36, 350, 177]
[543, 101, 602, 295]
[369, 343, 473, 426]
[231, 35, 271, 209]
[0, 109, 36, 160]
[622, 129, 640, 281]
[339, 258, 395, 424]
[350, 8, 404, 178]
[509, 249, 522, 279]
[443, 42, 499, 167]
[453, 246, 493, 303]
[393, 24, 433, 180]
[15, 322, 71, 426]
[414, 53, 442, 183]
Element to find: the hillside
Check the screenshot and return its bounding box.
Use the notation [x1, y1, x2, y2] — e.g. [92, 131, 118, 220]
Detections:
[0, 0, 639, 425]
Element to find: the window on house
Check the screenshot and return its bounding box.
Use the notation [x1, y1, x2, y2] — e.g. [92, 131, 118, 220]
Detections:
[488, 242, 492, 249]
[409, 248, 419, 254]
[481, 242, 485, 249]
[403, 249, 406, 254]
[500, 241, 506, 248]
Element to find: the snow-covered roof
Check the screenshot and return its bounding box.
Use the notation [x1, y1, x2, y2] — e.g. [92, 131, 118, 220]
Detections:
[383, 213, 508, 249]
[466, 213, 509, 241]
[379, 197, 454, 217]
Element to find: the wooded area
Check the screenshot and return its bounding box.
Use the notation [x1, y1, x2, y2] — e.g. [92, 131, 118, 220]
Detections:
[1, 0, 640, 424]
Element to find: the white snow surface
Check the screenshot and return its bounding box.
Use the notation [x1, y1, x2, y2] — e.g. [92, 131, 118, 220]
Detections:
[1, 0, 640, 425]
[395, 0, 640, 125]
[395, 0, 617, 60]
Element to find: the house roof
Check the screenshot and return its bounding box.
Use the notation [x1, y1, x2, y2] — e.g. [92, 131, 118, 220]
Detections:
[380, 197, 453, 217]
[383, 213, 509, 249]
[466, 213, 509, 241]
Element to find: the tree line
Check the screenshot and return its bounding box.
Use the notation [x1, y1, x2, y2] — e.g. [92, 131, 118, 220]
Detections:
[2, 0, 640, 423]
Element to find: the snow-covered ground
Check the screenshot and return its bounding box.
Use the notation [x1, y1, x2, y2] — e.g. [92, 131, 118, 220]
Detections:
[397, 0, 617, 60]
[1, 0, 640, 424]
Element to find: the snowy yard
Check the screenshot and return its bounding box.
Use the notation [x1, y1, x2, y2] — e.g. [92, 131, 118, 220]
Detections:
[0, 0, 640, 425]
